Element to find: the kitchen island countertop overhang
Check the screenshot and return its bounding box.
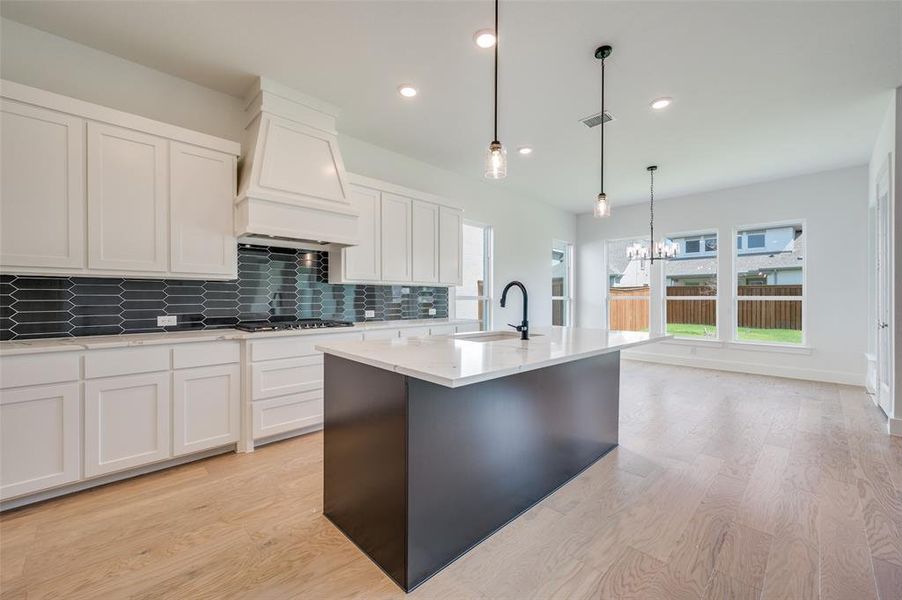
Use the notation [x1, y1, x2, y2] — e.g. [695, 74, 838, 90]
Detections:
[315, 326, 670, 388]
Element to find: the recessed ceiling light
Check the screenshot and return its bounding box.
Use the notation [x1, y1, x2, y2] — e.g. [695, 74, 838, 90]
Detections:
[517, 146, 533, 155]
[473, 29, 497, 48]
[650, 97, 672, 110]
[398, 85, 418, 98]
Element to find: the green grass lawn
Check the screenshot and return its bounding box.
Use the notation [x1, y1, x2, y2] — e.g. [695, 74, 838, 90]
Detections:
[665, 323, 802, 344]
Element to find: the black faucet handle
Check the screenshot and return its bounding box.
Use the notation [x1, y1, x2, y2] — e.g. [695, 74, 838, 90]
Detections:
[507, 323, 524, 332]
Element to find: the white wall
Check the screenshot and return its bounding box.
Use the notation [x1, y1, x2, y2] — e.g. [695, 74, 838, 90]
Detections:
[0, 18, 576, 328]
[577, 166, 869, 385]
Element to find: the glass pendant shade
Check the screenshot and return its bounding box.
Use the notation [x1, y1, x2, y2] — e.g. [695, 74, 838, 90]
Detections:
[594, 192, 611, 218]
[484, 141, 507, 179]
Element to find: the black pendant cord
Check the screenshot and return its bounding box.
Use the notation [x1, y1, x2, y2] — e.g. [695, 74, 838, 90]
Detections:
[600, 56, 605, 193]
[493, 0, 499, 144]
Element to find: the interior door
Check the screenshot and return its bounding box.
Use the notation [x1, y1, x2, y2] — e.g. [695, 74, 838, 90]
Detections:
[875, 159, 893, 416]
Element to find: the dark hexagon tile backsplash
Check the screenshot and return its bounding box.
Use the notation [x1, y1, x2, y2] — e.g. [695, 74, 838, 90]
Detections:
[0, 244, 448, 340]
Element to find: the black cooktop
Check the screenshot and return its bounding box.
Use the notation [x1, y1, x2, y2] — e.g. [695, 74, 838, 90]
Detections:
[235, 318, 355, 332]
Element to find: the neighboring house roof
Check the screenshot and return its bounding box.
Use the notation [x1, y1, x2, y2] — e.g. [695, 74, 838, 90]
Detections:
[607, 232, 805, 279]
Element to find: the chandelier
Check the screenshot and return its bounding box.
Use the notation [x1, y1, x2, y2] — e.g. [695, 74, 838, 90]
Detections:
[626, 165, 679, 265]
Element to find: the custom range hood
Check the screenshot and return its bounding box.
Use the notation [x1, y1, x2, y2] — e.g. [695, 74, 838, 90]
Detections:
[236, 78, 358, 248]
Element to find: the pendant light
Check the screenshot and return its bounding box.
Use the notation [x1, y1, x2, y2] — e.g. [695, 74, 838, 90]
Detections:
[626, 165, 679, 264]
[484, 0, 507, 179]
[593, 45, 612, 217]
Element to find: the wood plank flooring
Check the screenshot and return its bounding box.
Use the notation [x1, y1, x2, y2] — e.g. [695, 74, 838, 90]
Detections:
[2, 361, 900, 599]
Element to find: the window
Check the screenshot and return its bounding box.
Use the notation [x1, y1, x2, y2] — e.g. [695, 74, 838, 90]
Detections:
[552, 240, 573, 326]
[664, 233, 718, 338]
[746, 231, 766, 249]
[455, 222, 492, 330]
[685, 238, 701, 253]
[735, 224, 804, 344]
[606, 238, 649, 331]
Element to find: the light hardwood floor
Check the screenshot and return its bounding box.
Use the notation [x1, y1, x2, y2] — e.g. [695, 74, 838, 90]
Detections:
[2, 361, 901, 599]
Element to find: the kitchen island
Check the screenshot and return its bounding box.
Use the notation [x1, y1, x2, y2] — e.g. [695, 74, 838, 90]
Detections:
[316, 327, 667, 592]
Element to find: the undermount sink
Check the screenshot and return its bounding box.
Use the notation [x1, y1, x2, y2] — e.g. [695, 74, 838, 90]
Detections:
[454, 331, 543, 343]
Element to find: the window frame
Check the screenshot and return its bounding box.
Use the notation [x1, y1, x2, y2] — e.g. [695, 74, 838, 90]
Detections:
[552, 240, 574, 326]
[604, 235, 651, 332]
[454, 221, 493, 330]
[662, 229, 720, 340]
[731, 220, 807, 347]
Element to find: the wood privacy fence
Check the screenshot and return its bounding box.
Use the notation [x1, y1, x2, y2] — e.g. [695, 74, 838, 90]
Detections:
[608, 285, 802, 331]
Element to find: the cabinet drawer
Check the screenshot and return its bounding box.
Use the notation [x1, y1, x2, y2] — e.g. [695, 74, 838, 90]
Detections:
[429, 325, 456, 336]
[362, 328, 400, 341]
[173, 341, 239, 369]
[251, 356, 323, 400]
[84, 346, 170, 379]
[249, 332, 362, 362]
[399, 326, 432, 338]
[252, 390, 323, 439]
[0, 352, 80, 389]
[0, 383, 80, 500]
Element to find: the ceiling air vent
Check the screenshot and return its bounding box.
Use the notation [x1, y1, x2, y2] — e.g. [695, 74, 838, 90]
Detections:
[580, 111, 614, 128]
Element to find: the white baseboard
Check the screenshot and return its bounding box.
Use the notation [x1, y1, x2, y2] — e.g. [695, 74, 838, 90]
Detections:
[889, 418, 902, 437]
[624, 350, 865, 386]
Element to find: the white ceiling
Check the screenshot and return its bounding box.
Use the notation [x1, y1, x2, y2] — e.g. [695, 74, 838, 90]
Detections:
[2, 1, 900, 214]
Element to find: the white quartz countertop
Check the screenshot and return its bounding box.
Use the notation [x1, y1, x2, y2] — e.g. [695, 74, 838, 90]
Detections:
[0, 319, 479, 356]
[316, 327, 670, 388]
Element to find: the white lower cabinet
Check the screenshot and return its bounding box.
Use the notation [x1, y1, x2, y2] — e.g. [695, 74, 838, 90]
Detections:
[0, 383, 80, 500]
[84, 372, 171, 477]
[173, 364, 240, 456]
[252, 390, 324, 439]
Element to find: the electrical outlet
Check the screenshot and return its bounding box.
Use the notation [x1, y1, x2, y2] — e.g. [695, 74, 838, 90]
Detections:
[428, 308, 437, 316]
[364, 310, 375, 318]
[157, 315, 177, 327]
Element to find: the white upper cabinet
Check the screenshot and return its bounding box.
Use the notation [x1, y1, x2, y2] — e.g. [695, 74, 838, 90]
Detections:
[0, 79, 240, 280]
[439, 206, 463, 285]
[341, 185, 381, 282]
[411, 200, 439, 283]
[0, 100, 85, 270]
[328, 174, 463, 286]
[87, 123, 169, 273]
[381, 193, 413, 282]
[169, 142, 237, 277]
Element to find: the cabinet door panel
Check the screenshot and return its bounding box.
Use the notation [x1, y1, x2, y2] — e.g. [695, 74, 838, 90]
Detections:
[170, 142, 237, 276]
[380, 193, 412, 282]
[439, 207, 463, 285]
[411, 200, 439, 283]
[0, 101, 85, 269]
[87, 123, 168, 272]
[84, 372, 171, 477]
[173, 364, 239, 456]
[0, 383, 80, 499]
[343, 186, 381, 281]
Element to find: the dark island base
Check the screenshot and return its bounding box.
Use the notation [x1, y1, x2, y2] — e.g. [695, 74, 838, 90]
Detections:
[323, 351, 621, 592]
